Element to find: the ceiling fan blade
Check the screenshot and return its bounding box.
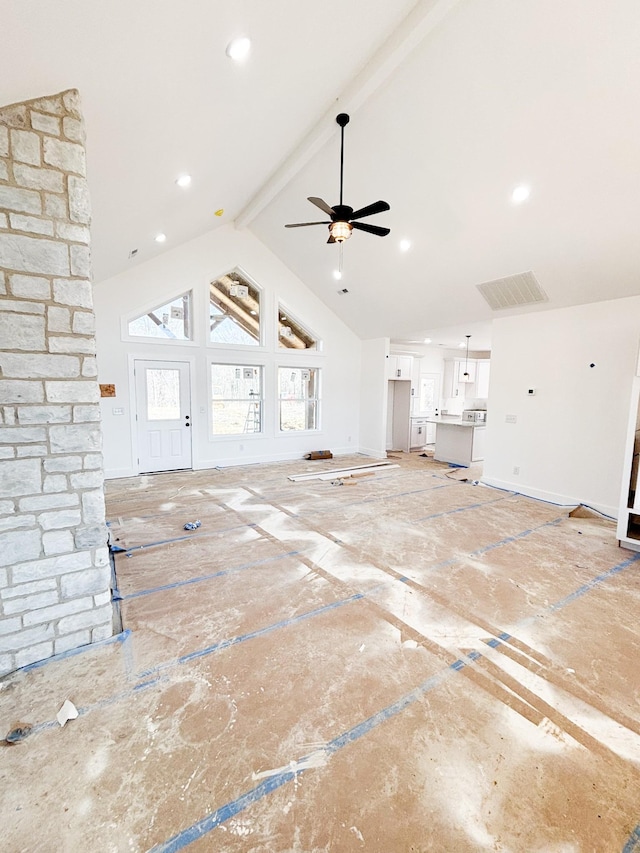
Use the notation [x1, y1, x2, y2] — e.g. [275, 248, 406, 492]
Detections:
[308, 196, 335, 216]
[351, 221, 390, 237]
[285, 221, 331, 228]
[350, 200, 390, 220]
[327, 234, 336, 244]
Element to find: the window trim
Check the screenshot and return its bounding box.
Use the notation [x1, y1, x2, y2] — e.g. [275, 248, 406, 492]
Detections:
[122, 289, 198, 346]
[208, 268, 265, 350]
[277, 365, 321, 433]
[277, 302, 322, 352]
[210, 361, 265, 439]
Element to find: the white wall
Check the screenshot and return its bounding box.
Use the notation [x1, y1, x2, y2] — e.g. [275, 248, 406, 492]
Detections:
[359, 338, 389, 458]
[483, 296, 640, 517]
[94, 225, 362, 478]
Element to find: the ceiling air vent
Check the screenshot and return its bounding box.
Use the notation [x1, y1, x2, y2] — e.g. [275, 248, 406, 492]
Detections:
[476, 271, 547, 311]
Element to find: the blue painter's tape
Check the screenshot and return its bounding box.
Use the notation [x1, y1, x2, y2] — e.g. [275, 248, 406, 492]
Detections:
[122, 550, 300, 601]
[148, 663, 458, 853]
[116, 523, 258, 556]
[148, 549, 640, 852]
[414, 494, 510, 523]
[548, 552, 640, 612]
[137, 592, 365, 680]
[19, 629, 131, 674]
[179, 593, 364, 664]
[623, 825, 640, 853]
[149, 770, 301, 853]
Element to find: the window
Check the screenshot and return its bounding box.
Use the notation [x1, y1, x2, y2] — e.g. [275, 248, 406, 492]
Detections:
[278, 367, 320, 431]
[211, 364, 263, 435]
[146, 368, 181, 420]
[278, 307, 318, 350]
[210, 271, 261, 346]
[128, 292, 192, 340]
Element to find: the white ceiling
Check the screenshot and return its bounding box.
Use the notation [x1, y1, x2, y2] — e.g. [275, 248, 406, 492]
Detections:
[2, 0, 640, 352]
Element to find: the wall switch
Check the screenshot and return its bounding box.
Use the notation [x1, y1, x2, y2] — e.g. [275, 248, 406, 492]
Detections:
[199, 407, 205, 414]
[112, 407, 124, 416]
[513, 466, 520, 475]
[527, 388, 536, 395]
[505, 414, 517, 424]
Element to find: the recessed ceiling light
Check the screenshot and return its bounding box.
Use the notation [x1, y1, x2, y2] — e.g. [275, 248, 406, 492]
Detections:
[176, 174, 191, 188]
[154, 233, 167, 243]
[226, 36, 251, 61]
[423, 337, 432, 344]
[399, 239, 411, 252]
[333, 270, 343, 280]
[512, 185, 531, 204]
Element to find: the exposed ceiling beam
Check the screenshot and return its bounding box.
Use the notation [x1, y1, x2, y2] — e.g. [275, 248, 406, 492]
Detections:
[235, 0, 461, 229]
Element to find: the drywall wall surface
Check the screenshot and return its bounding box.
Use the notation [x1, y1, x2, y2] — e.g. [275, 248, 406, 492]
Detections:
[360, 338, 389, 457]
[483, 296, 640, 517]
[0, 91, 111, 676]
[94, 225, 362, 477]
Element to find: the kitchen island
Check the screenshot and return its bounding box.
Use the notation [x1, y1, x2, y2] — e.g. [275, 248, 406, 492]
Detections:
[426, 416, 486, 466]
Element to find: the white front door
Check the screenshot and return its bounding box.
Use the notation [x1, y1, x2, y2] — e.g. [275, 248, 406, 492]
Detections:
[134, 360, 192, 473]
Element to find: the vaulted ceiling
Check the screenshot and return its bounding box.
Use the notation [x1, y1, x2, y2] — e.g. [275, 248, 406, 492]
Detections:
[3, 0, 639, 351]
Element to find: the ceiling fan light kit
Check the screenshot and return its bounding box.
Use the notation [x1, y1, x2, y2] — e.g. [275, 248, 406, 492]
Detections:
[285, 113, 390, 244]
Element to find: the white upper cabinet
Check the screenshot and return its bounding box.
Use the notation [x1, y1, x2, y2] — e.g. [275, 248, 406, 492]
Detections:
[387, 354, 413, 380]
[457, 359, 476, 383]
[476, 360, 491, 398]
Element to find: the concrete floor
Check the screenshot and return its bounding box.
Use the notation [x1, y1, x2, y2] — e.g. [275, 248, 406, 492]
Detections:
[2, 452, 640, 852]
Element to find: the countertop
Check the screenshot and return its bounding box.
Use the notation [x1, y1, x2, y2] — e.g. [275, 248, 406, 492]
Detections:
[424, 416, 487, 428]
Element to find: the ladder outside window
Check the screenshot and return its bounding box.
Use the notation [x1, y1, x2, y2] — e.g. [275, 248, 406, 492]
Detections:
[244, 391, 261, 433]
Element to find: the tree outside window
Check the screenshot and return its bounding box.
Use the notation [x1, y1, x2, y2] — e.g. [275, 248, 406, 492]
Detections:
[278, 367, 319, 431]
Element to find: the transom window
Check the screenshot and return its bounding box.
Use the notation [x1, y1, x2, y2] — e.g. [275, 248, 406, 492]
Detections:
[278, 307, 318, 350]
[211, 364, 263, 435]
[278, 367, 320, 431]
[128, 292, 192, 340]
[210, 271, 261, 346]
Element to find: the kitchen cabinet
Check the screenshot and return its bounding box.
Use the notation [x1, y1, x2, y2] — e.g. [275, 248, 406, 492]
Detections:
[387, 354, 413, 380]
[444, 358, 491, 400]
[430, 418, 486, 466]
[444, 358, 472, 398]
[476, 360, 491, 398]
[410, 418, 436, 449]
[457, 359, 476, 383]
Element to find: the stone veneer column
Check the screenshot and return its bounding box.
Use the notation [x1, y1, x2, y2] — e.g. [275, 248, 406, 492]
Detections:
[0, 90, 112, 675]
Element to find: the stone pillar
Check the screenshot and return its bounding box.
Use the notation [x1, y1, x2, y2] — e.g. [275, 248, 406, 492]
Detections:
[0, 90, 112, 675]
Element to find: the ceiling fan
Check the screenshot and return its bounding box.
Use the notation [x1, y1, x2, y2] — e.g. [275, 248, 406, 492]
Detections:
[285, 113, 390, 244]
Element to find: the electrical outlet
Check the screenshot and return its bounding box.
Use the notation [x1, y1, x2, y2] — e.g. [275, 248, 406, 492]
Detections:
[505, 414, 517, 424]
[513, 466, 520, 475]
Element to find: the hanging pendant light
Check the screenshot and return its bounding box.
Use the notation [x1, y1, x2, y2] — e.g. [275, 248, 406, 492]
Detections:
[463, 335, 471, 379]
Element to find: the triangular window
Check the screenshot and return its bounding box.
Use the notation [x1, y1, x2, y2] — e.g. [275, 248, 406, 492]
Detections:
[210, 270, 261, 346]
[128, 291, 193, 340]
[278, 306, 319, 350]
